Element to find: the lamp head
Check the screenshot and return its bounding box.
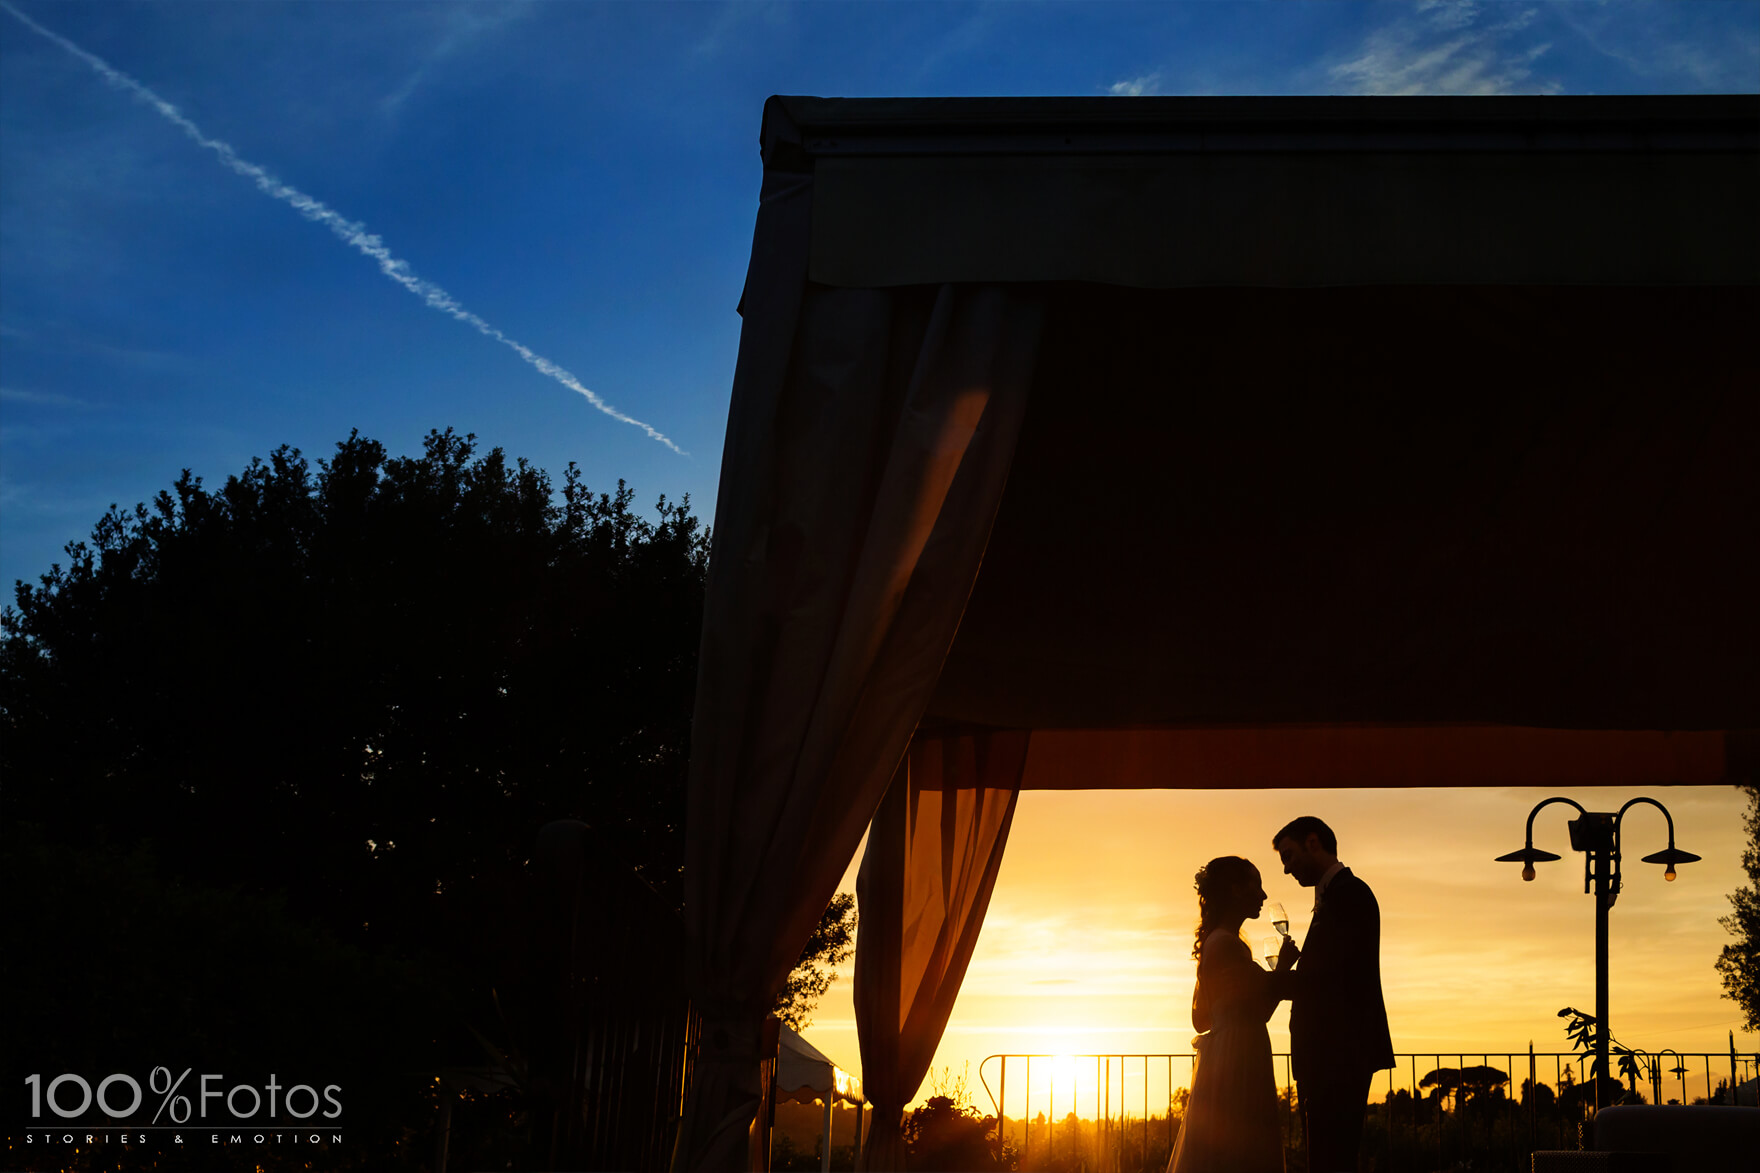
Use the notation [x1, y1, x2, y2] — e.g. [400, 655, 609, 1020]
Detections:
[1497, 844, 1562, 881]
[1640, 845, 1700, 882]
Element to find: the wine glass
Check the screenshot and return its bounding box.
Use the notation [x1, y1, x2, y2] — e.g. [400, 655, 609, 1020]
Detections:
[1262, 937, 1282, 970]
[1268, 901, 1290, 940]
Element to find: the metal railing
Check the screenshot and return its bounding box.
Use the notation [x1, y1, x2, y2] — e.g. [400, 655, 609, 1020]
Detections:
[977, 1049, 1758, 1173]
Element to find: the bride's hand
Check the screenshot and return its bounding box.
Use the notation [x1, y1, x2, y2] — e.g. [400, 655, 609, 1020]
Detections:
[1275, 937, 1299, 971]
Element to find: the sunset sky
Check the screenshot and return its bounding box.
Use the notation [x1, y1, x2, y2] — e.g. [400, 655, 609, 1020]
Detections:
[3, 0, 1756, 1123]
[4, 1, 1758, 590]
[805, 784, 1756, 1113]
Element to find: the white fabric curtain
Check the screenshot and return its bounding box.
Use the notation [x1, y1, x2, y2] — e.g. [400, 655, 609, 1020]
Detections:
[854, 729, 1029, 1171]
[673, 264, 1044, 1167]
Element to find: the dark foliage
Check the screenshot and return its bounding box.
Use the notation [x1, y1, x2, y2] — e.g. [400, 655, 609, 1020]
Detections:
[1519, 1077, 1556, 1108]
[777, 891, 859, 1031]
[770, 1134, 857, 1172]
[0, 429, 709, 1163]
[1558, 1006, 1654, 1100]
[1717, 782, 1760, 1031]
[2, 828, 444, 1168]
[2, 428, 705, 932]
[1418, 1066, 1510, 1097]
[902, 1095, 1016, 1172]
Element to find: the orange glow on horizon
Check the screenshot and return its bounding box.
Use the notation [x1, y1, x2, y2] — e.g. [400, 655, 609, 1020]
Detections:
[802, 785, 1756, 1112]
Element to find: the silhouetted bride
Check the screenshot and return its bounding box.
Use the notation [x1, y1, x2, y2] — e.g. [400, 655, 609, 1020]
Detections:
[1166, 856, 1290, 1173]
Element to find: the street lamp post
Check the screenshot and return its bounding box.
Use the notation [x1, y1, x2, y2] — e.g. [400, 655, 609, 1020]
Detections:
[1496, 796, 1699, 1111]
[1653, 1049, 1686, 1105]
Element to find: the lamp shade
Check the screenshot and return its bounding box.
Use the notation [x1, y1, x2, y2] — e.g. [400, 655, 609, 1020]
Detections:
[1496, 845, 1564, 864]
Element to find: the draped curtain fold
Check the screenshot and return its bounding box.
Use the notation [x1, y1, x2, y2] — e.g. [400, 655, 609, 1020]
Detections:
[672, 270, 1045, 1169]
[854, 729, 1030, 1172]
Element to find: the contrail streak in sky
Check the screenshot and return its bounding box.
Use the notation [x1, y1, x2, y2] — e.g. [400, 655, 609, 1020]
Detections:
[2, 2, 685, 454]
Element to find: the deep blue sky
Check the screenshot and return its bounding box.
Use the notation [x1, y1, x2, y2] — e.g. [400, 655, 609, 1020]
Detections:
[3, 0, 1756, 594]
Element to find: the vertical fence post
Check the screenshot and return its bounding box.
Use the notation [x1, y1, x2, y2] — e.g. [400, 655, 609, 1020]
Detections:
[998, 1057, 1007, 1162]
[1434, 1054, 1442, 1173]
[1528, 1043, 1536, 1161]
[1101, 1056, 1109, 1173]
[820, 1093, 833, 1173]
[1084, 1049, 1098, 1169]
[1285, 1052, 1295, 1167]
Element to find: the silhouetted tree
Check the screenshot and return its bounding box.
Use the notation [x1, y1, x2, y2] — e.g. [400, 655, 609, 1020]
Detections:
[1520, 1077, 1556, 1109]
[2, 429, 705, 939]
[0, 429, 710, 1158]
[1718, 781, 1760, 1030]
[777, 891, 858, 1030]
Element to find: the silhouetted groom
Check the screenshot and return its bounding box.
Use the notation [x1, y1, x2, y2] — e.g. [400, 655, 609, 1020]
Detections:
[1271, 816, 1394, 1173]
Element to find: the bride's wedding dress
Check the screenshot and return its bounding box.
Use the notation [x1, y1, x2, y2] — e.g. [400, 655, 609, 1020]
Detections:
[1166, 929, 1284, 1173]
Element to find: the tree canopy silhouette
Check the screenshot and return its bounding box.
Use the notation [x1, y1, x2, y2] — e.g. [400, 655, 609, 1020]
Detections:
[1718, 781, 1760, 1031]
[1, 429, 873, 1167]
[776, 891, 858, 1031]
[2, 428, 708, 961]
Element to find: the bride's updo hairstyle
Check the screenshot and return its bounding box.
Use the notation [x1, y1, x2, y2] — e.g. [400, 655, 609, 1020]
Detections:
[1192, 855, 1257, 959]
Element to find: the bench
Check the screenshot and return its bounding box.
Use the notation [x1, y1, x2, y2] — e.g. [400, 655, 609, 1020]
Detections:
[1530, 1105, 1760, 1172]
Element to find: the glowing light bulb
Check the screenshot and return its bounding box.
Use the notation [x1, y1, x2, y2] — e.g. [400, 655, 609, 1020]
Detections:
[1665, 866, 1677, 882]
[1522, 864, 1536, 882]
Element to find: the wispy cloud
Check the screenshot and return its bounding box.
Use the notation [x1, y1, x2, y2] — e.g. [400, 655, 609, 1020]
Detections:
[1550, 0, 1760, 91]
[1417, 0, 1483, 34]
[1, 319, 189, 372]
[691, 0, 790, 59]
[2, 1, 683, 454]
[909, 4, 1004, 87]
[0, 472, 114, 519]
[1107, 73, 1162, 96]
[0, 387, 89, 408]
[1329, 1, 1560, 95]
[380, 1, 530, 116]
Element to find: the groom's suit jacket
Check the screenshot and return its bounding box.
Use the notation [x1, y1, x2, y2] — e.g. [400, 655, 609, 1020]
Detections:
[1283, 867, 1395, 1084]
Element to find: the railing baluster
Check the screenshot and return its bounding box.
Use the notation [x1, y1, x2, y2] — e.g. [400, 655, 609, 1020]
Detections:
[965, 1049, 1745, 1173]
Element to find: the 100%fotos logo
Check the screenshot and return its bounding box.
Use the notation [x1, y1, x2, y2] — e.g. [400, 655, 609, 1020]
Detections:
[25, 1067, 342, 1122]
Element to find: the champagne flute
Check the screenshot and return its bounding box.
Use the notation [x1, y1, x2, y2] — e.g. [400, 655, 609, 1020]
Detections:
[1262, 937, 1282, 970]
[1268, 901, 1290, 940]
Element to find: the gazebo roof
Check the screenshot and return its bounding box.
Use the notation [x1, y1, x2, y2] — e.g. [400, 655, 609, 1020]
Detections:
[777, 1024, 864, 1106]
[767, 94, 1759, 290]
